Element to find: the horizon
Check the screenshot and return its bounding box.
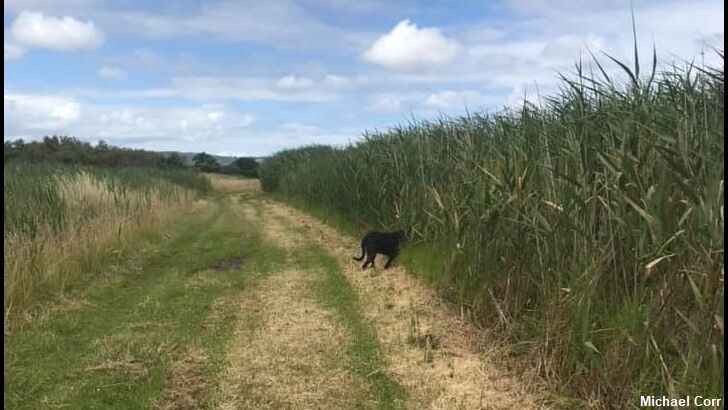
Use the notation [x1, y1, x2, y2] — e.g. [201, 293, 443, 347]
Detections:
[4, 0, 724, 157]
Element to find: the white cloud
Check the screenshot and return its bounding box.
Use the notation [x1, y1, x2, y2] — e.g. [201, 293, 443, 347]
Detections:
[280, 122, 320, 134]
[97, 65, 127, 80]
[323, 74, 353, 89]
[362, 20, 460, 71]
[505, 84, 547, 110]
[367, 95, 405, 113]
[207, 111, 224, 122]
[8, 11, 104, 53]
[424, 90, 484, 110]
[4, 93, 256, 142]
[110, 76, 337, 103]
[4, 93, 82, 134]
[276, 75, 314, 89]
[540, 34, 605, 65]
[366, 93, 424, 113]
[51, 101, 82, 120]
[4, 42, 27, 60]
[111, 0, 368, 51]
[239, 114, 256, 127]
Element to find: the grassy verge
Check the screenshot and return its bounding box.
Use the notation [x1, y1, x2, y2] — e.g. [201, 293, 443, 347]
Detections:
[4, 164, 212, 331]
[3, 195, 280, 409]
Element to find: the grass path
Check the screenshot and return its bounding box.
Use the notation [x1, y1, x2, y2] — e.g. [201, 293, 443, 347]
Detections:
[4, 177, 545, 409]
[260, 197, 546, 409]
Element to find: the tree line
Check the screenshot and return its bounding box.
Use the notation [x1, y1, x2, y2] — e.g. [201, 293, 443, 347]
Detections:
[4, 136, 259, 178]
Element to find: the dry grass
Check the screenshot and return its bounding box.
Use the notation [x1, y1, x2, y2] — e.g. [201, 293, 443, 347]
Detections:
[258, 201, 307, 251]
[218, 269, 369, 410]
[4, 170, 199, 333]
[207, 174, 261, 193]
[262, 200, 548, 409]
[153, 346, 209, 410]
[185, 273, 231, 290]
[84, 329, 173, 380]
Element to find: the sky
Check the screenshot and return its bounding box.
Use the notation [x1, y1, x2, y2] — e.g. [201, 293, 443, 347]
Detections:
[4, 0, 724, 157]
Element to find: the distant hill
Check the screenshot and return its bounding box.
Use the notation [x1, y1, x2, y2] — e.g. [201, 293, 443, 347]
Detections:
[156, 151, 267, 166]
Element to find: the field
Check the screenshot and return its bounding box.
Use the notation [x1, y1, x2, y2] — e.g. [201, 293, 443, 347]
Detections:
[258, 56, 724, 406]
[4, 164, 211, 331]
[4, 176, 547, 409]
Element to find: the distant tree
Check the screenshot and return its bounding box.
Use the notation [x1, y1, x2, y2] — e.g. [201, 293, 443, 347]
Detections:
[226, 157, 259, 178]
[3, 136, 175, 169]
[192, 152, 221, 172]
[5, 139, 23, 162]
[42, 136, 61, 153]
[96, 140, 110, 150]
[164, 152, 188, 169]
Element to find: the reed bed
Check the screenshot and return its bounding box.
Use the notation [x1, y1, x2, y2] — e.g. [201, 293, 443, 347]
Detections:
[3, 164, 212, 331]
[260, 53, 724, 405]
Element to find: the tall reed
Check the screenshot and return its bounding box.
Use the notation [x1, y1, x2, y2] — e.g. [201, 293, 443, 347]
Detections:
[260, 52, 724, 405]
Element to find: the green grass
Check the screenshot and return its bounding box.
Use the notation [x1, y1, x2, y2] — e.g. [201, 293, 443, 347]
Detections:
[5, 186, 402, 409]
[270, 214, 407, 409]
[259, 50, 724, 406]
[4, 163, 213, 330]
[4, 163, 211, 237]
[309, 247, 407, 410]
[397, 242, 450, 286]
[3, 197, 281, 409]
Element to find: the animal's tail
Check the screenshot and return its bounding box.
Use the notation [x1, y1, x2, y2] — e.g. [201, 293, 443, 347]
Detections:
[352, 243, 365, 261]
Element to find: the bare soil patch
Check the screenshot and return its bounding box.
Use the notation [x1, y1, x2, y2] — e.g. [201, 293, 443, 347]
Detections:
[212, 256, 245, 271]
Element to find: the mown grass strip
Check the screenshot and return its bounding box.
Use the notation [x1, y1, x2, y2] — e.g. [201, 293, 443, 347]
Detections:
[300, 244, 407, 410]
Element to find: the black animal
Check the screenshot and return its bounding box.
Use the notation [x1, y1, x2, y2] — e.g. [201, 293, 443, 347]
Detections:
[353, 230, 406, 269]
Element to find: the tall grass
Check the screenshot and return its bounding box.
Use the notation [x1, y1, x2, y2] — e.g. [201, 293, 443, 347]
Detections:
[260, 52, 724, 406]
[3, 163, 212, 331]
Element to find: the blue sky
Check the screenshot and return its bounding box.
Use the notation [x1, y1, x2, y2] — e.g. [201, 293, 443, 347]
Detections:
[4, 0, 724, 157]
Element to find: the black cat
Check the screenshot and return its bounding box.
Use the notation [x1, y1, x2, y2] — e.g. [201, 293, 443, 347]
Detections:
[353, 230, 406, 269]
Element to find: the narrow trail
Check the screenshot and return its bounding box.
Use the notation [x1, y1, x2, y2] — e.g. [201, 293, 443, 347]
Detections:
[217, 201, 372, 409]
[220, 180, 546, 409]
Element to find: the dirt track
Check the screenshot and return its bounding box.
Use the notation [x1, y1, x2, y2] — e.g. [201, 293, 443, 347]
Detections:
[218, 179, 546, 409]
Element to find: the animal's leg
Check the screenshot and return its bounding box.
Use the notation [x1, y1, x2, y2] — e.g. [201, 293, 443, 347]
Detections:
[384, 250, 399, 269]
[353, 243, 366, 261]
[363, 253, 376, 269]
[362, 254, 371, 269]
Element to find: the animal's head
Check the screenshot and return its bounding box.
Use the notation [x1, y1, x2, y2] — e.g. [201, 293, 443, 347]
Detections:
[395, 230, 406, 242]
